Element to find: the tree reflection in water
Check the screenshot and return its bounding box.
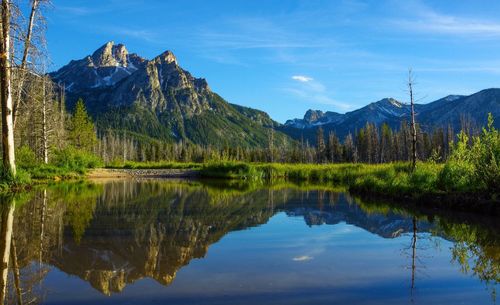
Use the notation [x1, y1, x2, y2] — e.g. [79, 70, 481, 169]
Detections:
[0, 180, 496, 304]
[0, 196, 14, 305]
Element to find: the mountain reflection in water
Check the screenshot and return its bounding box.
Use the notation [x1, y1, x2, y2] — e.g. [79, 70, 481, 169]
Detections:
[0, 180, 498, 305]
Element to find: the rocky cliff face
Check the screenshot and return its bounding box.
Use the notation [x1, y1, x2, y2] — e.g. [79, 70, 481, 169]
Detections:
[51, 41, 147, 92]
[106, 49, 211, 116]
[50, 42, 287, 147]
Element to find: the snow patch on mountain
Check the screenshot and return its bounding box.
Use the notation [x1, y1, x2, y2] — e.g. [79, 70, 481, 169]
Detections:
[444, 95, 462, 102]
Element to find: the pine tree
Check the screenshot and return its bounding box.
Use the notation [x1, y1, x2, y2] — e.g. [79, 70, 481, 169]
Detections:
[69, 99, 97, 152]
[380, 123, 393, 163]
[328, 131, 342, 162]
[316, 127, 326, 163]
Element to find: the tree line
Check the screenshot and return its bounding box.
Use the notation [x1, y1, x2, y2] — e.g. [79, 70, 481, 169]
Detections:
[93, 119, 474, 165]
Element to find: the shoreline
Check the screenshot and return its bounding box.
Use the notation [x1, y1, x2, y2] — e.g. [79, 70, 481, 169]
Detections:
[86, 168, 200, 179]
[83, 166, 499, 216]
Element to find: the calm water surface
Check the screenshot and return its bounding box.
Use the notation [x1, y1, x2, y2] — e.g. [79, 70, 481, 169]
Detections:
[0, 179, 498, 304]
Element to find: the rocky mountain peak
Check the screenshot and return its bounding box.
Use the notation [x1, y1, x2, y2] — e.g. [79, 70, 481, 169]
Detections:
[91, 41, 130, 67]
[157, 50, 177, 65]
[304, 109, 325, 123]
[285, 109, 343, 129]
[113, 44, 129, 64]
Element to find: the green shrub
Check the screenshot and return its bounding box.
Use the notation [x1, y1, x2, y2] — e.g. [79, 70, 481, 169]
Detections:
[409, 164, 440, 193]
[471, 114, 500, 193]
[16, 146, 39, 169]
[439, 160, 476, 192]
[0, 166, 31, 190]
[52, 146, 102, 173]
[107, 157, 125, 169]
[438, 114, 500, 195]
[29, 164, 73, 180]
[13, 169, 32, 186]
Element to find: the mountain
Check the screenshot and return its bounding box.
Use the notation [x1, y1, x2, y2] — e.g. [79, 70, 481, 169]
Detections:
[417, 90, 500, 130]
[50, 42, 288, 147]
[282, 90, 500, 143]
[285, 109, 344, 129]
[51, 41, 500, 148]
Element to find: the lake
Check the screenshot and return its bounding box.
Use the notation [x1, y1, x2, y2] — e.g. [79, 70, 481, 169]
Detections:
[0, 179, 498, 304]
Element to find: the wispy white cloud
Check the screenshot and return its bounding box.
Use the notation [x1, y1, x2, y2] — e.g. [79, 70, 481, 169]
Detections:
[197, 17, 334, 51]
[391, 1, 500, 37]
[292, 75, 313, 82]
[293, 255, 313, 262]
[192, 16, 339, 66]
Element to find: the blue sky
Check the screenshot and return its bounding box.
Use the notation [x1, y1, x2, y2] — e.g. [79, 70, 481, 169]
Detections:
[46, 0, 500, 123]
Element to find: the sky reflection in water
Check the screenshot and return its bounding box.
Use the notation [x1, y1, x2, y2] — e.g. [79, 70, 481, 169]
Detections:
[1, 180, 498, 305]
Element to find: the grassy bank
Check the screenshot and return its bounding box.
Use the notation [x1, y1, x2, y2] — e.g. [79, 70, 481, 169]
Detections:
[199, 161, 442, 193]
[0, 146, 102, 192]
[198, 161, 498, 209]
[5, 158, 497, 212]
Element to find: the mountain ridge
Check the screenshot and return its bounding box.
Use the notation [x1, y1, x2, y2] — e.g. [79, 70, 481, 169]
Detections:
[282, 89, 499, 142]
[50, 41, 288, 147]
[51, 41, 500, 147]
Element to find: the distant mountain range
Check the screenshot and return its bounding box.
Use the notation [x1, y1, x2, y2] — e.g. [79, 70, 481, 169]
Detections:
[281, 90, 500, 143]
[51, 42, 500, 147]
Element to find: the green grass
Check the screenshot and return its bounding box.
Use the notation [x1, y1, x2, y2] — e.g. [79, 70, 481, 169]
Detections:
[0, 146, 103, 192]
[199, 161, 425, 183]
[0, 166, 32, 192]
[197, 161, 497, 203]
[102, 160, 486, 201]
[348, 162, 444, 198]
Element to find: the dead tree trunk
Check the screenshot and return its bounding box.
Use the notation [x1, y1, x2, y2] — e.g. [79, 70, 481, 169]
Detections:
[0, 0, 16, 175]
[0, 199, 15, 304]
[13, 0, 39, 128]
[408, 69, 417, 171]
[41, 79, 48, 164]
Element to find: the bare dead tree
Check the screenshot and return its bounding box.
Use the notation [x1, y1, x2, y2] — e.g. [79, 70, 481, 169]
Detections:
[1, 0, 49, 175]
[13, 0, 40, 128]
[18, 73, 55, 163]
[407, 69, 418, 171]
[41, 77, 48, 163]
